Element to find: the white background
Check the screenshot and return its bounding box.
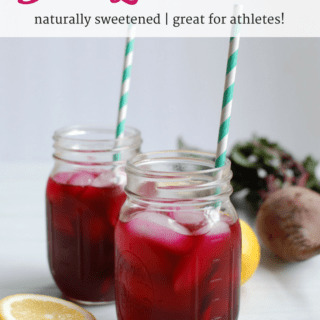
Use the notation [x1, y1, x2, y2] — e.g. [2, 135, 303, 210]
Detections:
[0, 37, 319, 162]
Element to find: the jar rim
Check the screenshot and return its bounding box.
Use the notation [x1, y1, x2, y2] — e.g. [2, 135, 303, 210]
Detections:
[126, 150, 231, 178]
[53, 125, 142, 152]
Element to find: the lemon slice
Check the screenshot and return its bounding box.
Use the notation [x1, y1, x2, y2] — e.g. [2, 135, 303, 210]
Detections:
[0, 294, 96, 320]
[240, 219, 261, 284]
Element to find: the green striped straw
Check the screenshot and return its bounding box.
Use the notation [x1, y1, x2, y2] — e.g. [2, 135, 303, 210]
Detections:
[215, 4, 243, 169]
[114, 25, 136, 161]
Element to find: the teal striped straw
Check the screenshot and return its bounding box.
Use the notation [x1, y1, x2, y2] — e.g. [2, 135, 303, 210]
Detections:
[215, 4, 243, 169]
[114, 25, 136, 161]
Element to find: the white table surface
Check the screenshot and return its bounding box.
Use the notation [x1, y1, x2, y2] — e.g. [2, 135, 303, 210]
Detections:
[1, 162, 319, 320]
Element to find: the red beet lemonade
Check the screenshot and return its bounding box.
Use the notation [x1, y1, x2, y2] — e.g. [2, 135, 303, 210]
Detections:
[46, 170, 126, 303]
[115, 150, 240, 318]
[115, 209, 241, 320]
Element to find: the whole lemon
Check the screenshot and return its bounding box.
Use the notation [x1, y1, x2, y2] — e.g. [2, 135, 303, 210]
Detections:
[240, 219, 261, 284]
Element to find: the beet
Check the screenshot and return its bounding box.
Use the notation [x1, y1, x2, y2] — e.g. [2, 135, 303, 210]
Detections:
[256, 186, 320, 261]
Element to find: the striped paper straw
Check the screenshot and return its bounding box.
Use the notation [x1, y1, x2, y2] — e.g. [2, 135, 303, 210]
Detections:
[116, 25, 136, 139]
[114, 25, 136, 161]
[215, 4, 243, 168]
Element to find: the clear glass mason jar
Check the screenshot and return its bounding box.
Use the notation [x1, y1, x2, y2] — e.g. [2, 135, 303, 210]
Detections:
[115, 150, 241, 320]
[46, 125, 142, 305]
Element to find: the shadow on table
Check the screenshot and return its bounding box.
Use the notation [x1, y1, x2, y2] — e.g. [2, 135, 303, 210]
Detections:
[0, 267, 61, 298]
[259, 245, 288, 271]
[32, 284, 61, 298]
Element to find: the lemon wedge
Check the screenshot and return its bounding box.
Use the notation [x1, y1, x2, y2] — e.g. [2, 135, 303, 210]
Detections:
[0, 294, 95, 320]
[240, 219, 261, 284]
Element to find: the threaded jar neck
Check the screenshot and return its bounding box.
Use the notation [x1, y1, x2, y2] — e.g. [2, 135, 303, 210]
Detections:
[125, 150, 233, 205]
[53, 125, 142, 165]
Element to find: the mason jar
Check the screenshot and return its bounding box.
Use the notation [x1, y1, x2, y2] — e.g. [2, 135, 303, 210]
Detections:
[46, 125, 142, 304]
[115, 150, 241, 319]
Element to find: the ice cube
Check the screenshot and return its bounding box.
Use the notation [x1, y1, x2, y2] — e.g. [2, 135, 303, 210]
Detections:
[196, 220, 230, 236]
[136, 211, 192, 233]
[91, 171, 115, 187]
[170, 209, 207, 233]
[126, 211, 193, 252]
[68, 171, 96, 186]
[115, 211, 195, 283]
[207, 220, 230, 236]
[53, 172, 74, 184]
[116, 221, 170, 275]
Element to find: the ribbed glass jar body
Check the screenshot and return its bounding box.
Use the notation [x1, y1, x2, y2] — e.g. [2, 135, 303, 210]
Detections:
[115, 150, 241, 319]
[46, 125, 141, 304]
